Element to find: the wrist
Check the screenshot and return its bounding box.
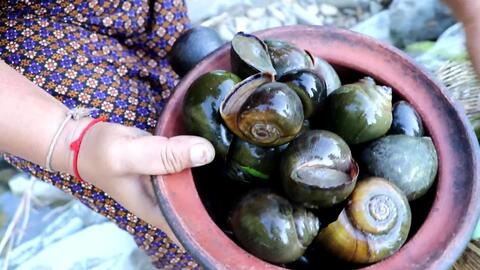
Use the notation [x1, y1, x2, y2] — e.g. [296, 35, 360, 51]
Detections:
[50, 117, 93, 176]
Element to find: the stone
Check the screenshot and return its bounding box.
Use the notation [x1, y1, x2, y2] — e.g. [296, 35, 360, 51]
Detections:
[369, 1, 384, 14]
[247, 7, 266, 19]
[389, 0, 456, 47]
[321, 0, 359, 9]
[294, 4, 323, 25]
[351, 10, 392, 44]
[319, 3, 339, 16]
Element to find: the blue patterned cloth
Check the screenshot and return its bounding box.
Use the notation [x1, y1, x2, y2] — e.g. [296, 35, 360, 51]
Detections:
[0, 1, 201, 269]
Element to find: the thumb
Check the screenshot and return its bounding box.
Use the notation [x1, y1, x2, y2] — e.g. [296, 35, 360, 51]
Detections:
[123, 135, 215, 175]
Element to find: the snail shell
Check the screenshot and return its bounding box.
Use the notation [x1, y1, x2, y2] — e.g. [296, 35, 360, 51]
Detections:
[316, 177, 411, 263]
[231, 190, 320, 264]
[220, 73, 304, 147]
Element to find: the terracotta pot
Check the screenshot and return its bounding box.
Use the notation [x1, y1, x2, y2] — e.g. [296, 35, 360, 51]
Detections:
[153, 26, 480, 270]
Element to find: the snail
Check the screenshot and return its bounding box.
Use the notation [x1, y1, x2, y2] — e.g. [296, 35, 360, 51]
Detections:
[327, 77, 393, 144]
[231, 190, 320, 264]
[280, 130, 359, 208]
[278, 69, 328, 118]
[389, 101, 424, 137]
[220, 73, 304, 147]
[316, 177, 412, 263]
[360, 134, 438, 200]
[265, 39, 314, 77]
[182, 70, 241, 160]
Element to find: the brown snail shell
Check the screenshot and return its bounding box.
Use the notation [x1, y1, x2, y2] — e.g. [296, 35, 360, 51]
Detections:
[316, 177, 411, 263]
[220, 73, 304, 147]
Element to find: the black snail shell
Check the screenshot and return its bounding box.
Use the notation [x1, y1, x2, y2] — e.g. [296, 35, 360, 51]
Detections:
[220, 73, 304, 147]
[169, 26, 224, 76]
[316, 177, 412, 264]
[389, 101, 424, 137]
[278, 69, 327, 118]
[231, 190, 320, 264]
[280, 130, 359, 208]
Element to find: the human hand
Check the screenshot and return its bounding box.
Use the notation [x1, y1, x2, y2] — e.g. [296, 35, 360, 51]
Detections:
[62, 118, 215, 245]
[444, 0, 480, 74]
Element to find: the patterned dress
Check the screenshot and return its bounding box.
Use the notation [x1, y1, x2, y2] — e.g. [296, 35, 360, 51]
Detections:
[0, 1, 200, 269]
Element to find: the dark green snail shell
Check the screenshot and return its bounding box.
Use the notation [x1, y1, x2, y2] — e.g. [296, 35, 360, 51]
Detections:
[360, 134, 438, 200]
[265, 39, 313, 77]
[226, 138, 283, 183]
[389, 101, 424, 137]
[280, 130, 359, 209]
[231, 190, 320, 264]
[278, 69, 327, 118]
[182, 70, 241, 160]
[327, 77, 393, 144]
[231, 32, 276, 78]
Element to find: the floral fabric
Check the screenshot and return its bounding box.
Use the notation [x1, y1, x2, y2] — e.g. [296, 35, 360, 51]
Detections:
[0, 0, 201, 269]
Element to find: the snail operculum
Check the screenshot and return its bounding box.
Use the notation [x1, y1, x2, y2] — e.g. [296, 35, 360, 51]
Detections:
[316, 177, 412, 263]
[281, 130, 359, 208]
[265, 39, 314, 77]
[231, 32, 277, 78]
[220, 73, 304, 147]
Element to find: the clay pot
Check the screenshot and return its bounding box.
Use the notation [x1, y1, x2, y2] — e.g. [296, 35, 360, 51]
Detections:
[152, 26, 480, 270]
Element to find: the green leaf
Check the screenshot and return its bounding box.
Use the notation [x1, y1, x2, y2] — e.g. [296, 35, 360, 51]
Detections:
[240, 166, 269, 179]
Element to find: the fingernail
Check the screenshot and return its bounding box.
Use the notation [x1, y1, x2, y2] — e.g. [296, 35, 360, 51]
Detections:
[190, 144, 215, 167]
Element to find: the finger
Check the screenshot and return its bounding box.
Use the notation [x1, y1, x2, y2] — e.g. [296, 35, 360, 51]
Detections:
[122, 135, 215, 175]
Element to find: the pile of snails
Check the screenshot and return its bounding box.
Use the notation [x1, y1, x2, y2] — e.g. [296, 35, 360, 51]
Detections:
[182, 32, 438, 268]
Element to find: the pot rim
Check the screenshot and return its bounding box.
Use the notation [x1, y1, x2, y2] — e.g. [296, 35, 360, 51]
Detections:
[153, 25, 480, 270]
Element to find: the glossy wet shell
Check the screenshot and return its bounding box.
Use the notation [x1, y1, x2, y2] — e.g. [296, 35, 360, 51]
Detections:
[389, 101, 424, 137]
[280, 130, 358, 208]
[316, 178, 411, 263]
[278, 69, 327, 118]
[183, 70, 241, 160]
[231, 190, 320, 264]
[265, 39, 313, 77]
[312, 57, 341, 95]
[169, 26, 224, 76]
[221, 74, 304, 147]
[327, 77, 393, 144]
[360, 135, 438, 200]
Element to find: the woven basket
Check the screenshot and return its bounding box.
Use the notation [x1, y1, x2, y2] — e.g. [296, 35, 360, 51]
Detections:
[436, 60, 480, 269]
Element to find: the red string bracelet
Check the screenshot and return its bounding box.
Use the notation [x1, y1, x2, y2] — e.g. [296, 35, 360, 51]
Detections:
[69, 117, 107, 182]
